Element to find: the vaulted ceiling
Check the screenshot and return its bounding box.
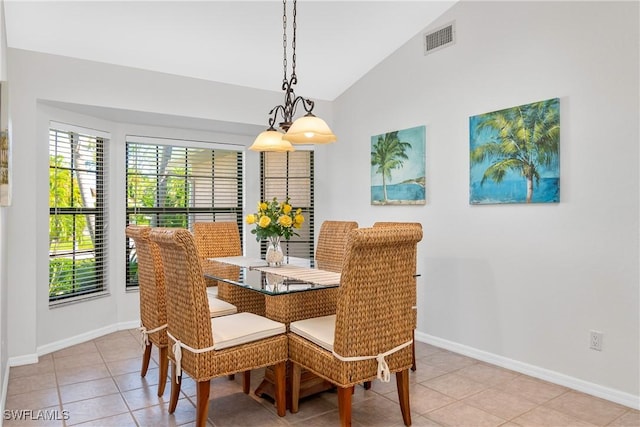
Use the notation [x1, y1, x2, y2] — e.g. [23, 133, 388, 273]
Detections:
[4, 1, 456, 101]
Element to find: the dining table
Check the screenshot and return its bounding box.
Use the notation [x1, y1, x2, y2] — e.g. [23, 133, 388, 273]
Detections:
[202, 255, 341, 407]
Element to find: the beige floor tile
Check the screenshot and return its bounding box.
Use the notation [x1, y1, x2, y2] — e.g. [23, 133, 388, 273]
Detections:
[105, 355, 151, 376]
[385, 382, 456, 415]
[351, 394, 413, 427]
[98, 344, 144, 362]
[463, 388, 538, 420]
[51, 341, 99, 359]
[273, 392, 337, 422]
[423, 372, 489, 400]
[113, 366, 161, 392]
[422, 351, 478, 373]
[545, 391, 629, 426]
[498, 376, 568, 405]
[512, 405, 598, 426]
[121, 384, 169, 411]
[72, 412, 138, 426]
[62, 393, 129, 425]
[413, 360, 449, 383]
[59, 377, 120, 404]
[608, 410, 640, 427]
[414, 342, 446, 358]
[426, 401, 506, 426]
[132, 398, 200, 427]
[53, 351, 105, 371]
[6, 372, 57, 395]
[289, 409, 366, 426]
[9, 356, 55, 379]
[456, 362, 520, 386]
[206, 391, 287, 427]
[55, 364, 111, 386]
[4, 387, 60, 410]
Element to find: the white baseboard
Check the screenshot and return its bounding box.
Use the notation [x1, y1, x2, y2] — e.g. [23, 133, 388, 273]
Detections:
[415, 331, 640, 410]
[8, 320, 140, 367]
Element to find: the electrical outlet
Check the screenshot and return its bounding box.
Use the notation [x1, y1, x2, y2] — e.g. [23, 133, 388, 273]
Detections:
[590, 330, 603, 351]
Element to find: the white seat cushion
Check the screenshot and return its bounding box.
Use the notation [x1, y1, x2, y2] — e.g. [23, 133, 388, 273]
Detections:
[206, 286, 219, 298]
[290, 314, 336, 352]
[207, 294, 237, 318]
[212, 312, 286, 350]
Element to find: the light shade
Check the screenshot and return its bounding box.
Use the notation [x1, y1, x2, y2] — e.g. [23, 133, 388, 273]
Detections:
[282, 114, 337, 144]
[249, 130, 295, 152]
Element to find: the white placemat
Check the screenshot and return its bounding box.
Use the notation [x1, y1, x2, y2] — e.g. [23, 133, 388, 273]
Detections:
[253, 265, 341, 286]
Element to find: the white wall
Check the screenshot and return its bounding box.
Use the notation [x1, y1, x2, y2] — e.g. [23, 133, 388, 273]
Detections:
[5, 48, 331, 361]
[319, 1, 639, 405]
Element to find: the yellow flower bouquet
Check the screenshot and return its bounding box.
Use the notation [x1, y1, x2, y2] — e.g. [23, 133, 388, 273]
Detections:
[245, 197, 304, 241]
[246, 197, 304, 266]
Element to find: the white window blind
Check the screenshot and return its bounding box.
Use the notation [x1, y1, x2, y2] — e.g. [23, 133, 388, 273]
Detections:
[49, 127, 109, 303]
[125, 138, 244, 287]
[261, 150, 314, 258]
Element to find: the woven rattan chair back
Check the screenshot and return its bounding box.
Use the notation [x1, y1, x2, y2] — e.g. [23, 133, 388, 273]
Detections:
[125, 225, 169, 396]
[334, 227, 422, 359]
[193, 222, 242, 261]
[151, 228, 213, 353]
[372, 222, 422, 371]
[315, 220, 359, 272]
[126, 225, 167, 347]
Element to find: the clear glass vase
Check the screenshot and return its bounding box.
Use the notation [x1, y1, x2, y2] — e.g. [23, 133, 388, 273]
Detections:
[266, 236, 284, 267]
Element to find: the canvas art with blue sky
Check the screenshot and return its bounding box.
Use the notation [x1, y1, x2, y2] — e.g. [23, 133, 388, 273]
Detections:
[371, 125, 426, 205]
[469, 98, 560, 204]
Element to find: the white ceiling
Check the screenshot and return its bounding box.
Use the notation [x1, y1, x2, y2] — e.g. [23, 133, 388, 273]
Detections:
[3, 1, 456, 101]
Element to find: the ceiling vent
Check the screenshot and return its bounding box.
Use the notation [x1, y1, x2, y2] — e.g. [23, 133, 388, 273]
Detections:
[424, 22, 455, 55]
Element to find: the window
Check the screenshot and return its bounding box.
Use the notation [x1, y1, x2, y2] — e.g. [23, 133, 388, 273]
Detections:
[49, 126, 108, 303]
[261, 150, 314, 258]
[126, 137, 243, 287]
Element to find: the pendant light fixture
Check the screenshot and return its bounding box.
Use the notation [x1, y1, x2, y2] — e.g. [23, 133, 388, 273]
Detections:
[249, 0, 337, 152]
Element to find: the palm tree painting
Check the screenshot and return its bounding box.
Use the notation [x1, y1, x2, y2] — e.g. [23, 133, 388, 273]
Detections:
[371, 125, 425, 205]
[470, 98, 560, 204]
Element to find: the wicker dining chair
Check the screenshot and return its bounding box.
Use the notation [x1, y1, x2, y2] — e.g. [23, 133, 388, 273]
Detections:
[150, 228, 288, 427]
[195, 221, 266, 315]
[289, 227, 423, 426]
[315, 220, 359, 273]
[373, 221, 423, 372]
[125, 225, 169, 397]
[127, 225, 238, 394]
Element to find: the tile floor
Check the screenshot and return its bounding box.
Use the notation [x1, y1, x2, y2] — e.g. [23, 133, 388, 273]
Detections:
[4, 329, 639, 426]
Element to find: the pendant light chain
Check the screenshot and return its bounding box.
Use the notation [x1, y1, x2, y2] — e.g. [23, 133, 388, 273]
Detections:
[282, 0, 288, 85]
[291, 0, 297, 80]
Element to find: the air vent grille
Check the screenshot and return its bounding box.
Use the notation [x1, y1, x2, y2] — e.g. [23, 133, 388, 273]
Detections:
[424, 22, 455, 55]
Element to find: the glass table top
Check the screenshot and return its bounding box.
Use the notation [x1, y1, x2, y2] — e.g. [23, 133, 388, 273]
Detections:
[203, 256, 341, 296]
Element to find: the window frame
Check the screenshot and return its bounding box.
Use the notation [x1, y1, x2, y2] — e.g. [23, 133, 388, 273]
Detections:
[125, 137, 244, 288]
[260, 150, 315, 259]
[48, 126, 109, 305]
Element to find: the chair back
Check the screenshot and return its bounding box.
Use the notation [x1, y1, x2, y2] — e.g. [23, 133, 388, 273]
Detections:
[372, 221, 422, 231]
[151, 228, 213, 351]
[334, 227, 422, 358]
[193, 222, 242, 260]
[373, 222, 421, 327]
[125, 225, 167, 345]
[315, 220, 359, 272]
